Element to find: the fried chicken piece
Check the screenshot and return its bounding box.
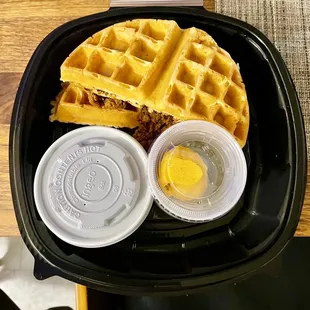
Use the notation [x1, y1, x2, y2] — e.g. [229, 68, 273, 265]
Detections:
[88, 92, 129, 109]
[134, 107, 176, 150]
[72, 87, 176, 150]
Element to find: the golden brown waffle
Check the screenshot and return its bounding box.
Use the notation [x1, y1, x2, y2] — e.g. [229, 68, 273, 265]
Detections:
[61, 19, 249, 147]
[150, 27, 249, 147]
[61, 19, 182, 107]
[50, 83, 140, 128]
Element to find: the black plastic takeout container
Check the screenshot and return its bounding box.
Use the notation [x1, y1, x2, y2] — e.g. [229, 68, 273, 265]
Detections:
[10, 6, 307, 295]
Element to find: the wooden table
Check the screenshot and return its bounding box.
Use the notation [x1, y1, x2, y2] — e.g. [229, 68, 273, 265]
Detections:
[0, 0, 309, 237]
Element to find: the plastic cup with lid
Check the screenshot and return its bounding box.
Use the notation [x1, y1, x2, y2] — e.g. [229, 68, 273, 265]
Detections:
[34, 126, 153, 248]
[147, 120, 247, 222]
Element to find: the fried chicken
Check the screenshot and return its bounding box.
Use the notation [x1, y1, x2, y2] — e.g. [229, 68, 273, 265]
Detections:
[88, 91, 176, 150]
[133, 107, 176, 150]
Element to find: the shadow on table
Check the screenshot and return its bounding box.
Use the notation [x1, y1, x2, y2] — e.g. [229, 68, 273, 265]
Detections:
[88, 237, 310, 310]
[0, 289, 72, 310]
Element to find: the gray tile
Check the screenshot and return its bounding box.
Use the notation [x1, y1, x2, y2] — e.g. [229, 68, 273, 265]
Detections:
[0, 270, 76, 310]
[0, 237, 76, 309]
[0, 237, 9, 259]
[0, 237, 23, 270]
[20, 241, 34, 270]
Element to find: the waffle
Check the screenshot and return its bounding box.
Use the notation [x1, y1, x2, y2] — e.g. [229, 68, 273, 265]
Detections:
[151, 27, 249, 147]
[61, 19, 182, 108]
[61, 19, 249, 147]
[50, 83, 140, 128]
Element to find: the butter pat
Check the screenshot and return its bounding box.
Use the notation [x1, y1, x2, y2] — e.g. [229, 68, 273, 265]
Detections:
[158, 146, 208, 201]
[168, 158, 203, 186]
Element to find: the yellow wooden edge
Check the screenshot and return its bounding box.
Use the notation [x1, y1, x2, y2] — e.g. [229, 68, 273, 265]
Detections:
[76, 285, 88, 310]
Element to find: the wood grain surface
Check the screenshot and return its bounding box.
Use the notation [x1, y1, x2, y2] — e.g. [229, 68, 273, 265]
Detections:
[0, 0, 309, 237]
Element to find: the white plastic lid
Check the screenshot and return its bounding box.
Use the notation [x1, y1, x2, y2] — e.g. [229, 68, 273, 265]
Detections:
[147, 121, 247, 222]
[34, 126, 153, 248]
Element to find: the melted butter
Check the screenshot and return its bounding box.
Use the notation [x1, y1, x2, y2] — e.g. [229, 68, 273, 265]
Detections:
[158, 146, 208, 201]
[167, 158, 203, 186]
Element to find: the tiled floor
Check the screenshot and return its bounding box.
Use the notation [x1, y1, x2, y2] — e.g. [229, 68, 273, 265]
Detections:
[0, 237, 75, 310]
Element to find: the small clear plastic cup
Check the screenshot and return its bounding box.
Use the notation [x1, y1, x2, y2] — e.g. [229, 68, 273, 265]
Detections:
[147, 120, 247, 222]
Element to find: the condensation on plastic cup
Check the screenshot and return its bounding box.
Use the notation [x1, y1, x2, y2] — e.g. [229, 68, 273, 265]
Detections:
[147, 121, 247, 222]
[34, 126, 153, 248]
